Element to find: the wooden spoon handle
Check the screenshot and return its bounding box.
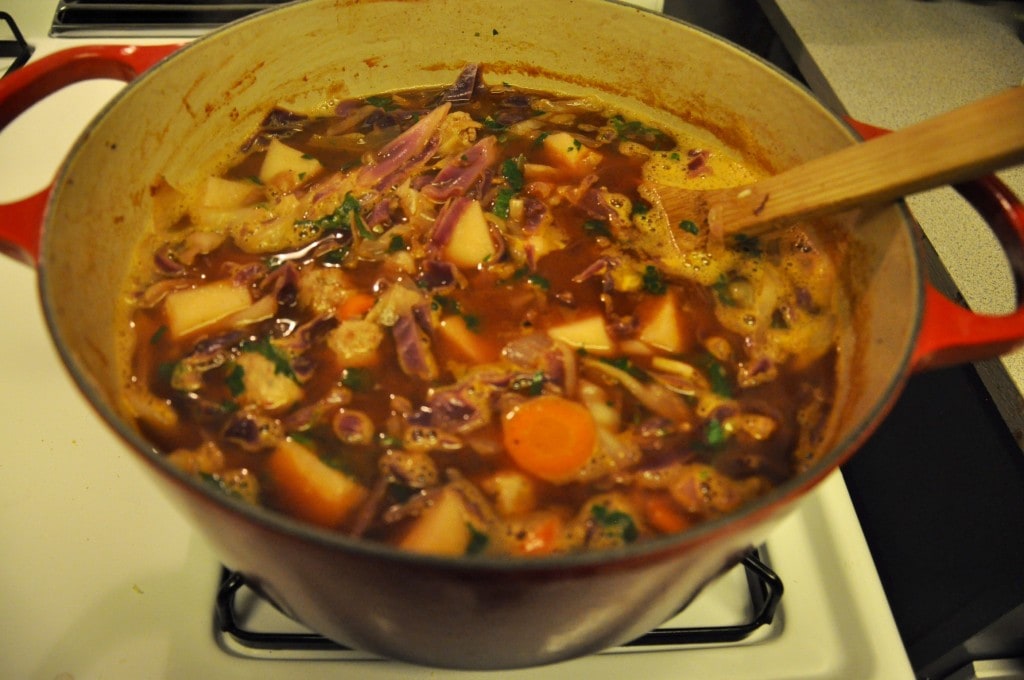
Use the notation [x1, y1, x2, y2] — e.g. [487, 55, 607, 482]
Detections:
[709, 86, 1024, 234]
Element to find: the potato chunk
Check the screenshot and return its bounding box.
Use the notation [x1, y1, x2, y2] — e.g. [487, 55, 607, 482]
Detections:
[259, 138, 324, 191]
[541, 131, 603, 174]
[267, 439, 368, 528]
[637, 290, 689, 354]
[482, 470, 538, 517]
[443, 199, 496, 268]
[163, 280, 252, 339]
[438, 315, 499, 364]
[399, 487, 473, 556]
[547, 315, 616, 355]
[198, 176, 263, 209]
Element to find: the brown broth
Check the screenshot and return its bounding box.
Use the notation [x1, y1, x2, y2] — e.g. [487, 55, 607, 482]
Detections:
[124, 69, 838, 557]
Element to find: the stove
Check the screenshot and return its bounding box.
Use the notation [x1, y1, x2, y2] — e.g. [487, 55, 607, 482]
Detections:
[50, 0, 291, 36]
[214, 550, 783, 661]
[0, 1, 968, 678]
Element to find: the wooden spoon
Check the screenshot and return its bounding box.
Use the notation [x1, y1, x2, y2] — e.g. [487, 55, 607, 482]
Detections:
[648, 87, 1024, 238]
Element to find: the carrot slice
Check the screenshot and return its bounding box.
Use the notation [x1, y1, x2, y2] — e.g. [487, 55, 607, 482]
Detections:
[644, 495, 692, 534]
[267, 439, 368, 528]
[502, 395, 596, 483]
[335, 292, 377, 320]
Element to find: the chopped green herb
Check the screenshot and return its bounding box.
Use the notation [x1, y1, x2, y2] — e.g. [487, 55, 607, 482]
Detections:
[583, 219, 613, 239]
[702, 356, 732, 398]
[501, 156, 525, 191]
[157, 361, 177, 384]
[678, 219, 699, 235]
[482, 116, 506, 132]
[631, 202, 651, 217]
[365, 94, 397, 110]
[241, 336, 299, 382]
[598, 356, 651, 383]
[526, 272, 550, 290]
[293, 192, 370, 240]
[511, 371, 546, 396]
[433, 294, 481, 331]
[323, 454, 356, 475]
[149, 325, 168, 346]
[341, 367, 374, 392]
[493, 187, 515, 219]
[712, 274, 738, 307]
[501, 265, 548, 289]
[771, 309, 790, 329]
[590, 504, 639, 543]
[432, 294, 462, 316]
[343, 192, 377, 241]
[532, 131, 550, 147]
[466, 524, 490, 555]
[319, 246, 350, 265]
[378, 433, 404, 450]
[225, 363, 246, 397]
[608, 114, 670, 145]
[730, 233, 762, 257]
[569, 138, 582, 152]
[387, 235, 408, 253]
[704, 418, 728, 448]
[642, 265, 667, 295]
[288, 431, 316, 448]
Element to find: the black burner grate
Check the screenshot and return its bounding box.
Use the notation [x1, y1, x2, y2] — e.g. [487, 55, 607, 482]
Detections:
[214, 549, 783, 657]
[0, 12, 33, 77]
[50, 0, 292, 37]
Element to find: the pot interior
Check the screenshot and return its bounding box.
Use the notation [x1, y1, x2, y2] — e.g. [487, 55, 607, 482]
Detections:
[42, 0, 920, 552]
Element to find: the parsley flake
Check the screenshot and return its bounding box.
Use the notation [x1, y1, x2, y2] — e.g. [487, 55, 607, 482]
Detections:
[493, 187, 515, 219]
[590, 504, 639, 543]
[341, 367, 374, 392]
[241, 336, 299, 383]
[704, 418, 729, 448]
[642, 265, 667, 295]
[584, 219, 613, 239]
[678, 220, 699, 235]
[225, 363, 246, 397]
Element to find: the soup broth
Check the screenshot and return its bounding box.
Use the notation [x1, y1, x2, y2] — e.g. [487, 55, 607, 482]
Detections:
[123, 65, 839, 557]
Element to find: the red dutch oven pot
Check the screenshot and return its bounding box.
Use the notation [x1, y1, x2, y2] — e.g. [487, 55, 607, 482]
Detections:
[1, 0, 1023, 669]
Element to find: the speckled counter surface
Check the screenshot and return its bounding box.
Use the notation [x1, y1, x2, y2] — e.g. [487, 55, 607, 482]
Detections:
[761, 0, 1024, 428]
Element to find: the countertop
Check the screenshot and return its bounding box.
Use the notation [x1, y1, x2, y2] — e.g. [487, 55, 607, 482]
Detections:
[760, 0, 1024, 438]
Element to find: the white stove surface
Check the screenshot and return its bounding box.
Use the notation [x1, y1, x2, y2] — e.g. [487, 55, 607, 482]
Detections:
[0, 6, 912, 678]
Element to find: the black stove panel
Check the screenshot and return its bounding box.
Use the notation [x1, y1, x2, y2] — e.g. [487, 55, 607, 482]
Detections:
[50, 0, 291, 36]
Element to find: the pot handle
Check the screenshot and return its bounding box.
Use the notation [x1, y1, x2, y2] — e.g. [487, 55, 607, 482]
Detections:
[0, 44, 181, 266]
[846, 117, 1024, 372]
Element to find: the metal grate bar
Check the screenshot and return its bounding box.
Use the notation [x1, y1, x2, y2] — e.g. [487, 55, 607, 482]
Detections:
[51, 0, 292, 36]
[0, 12, 34, 77]
[213, 549, 783, 658]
